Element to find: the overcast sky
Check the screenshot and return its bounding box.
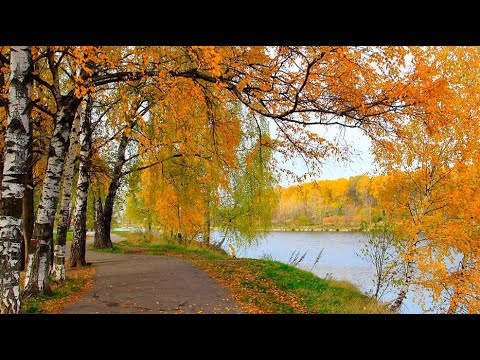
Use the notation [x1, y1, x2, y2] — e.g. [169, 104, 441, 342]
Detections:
[318, 126, 375, 179]
[274, 124, 376, 186]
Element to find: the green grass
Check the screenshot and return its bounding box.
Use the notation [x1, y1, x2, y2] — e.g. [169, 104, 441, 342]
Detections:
[87, 242, 125, 253]
[21, 276, 87, 314]
[94, 231, 390, 314]
[244, 259, 387, 313]
[101, 232, 225, 259]
[101, 241, 224, 259]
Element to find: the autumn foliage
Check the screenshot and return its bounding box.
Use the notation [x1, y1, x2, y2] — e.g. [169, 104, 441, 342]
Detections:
[273, 176, 382, 230]
[2, 46, 480, 313]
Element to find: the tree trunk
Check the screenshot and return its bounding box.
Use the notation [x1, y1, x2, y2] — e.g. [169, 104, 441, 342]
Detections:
[96, 102, 148, 247]
[0, 54, 5, 190]
[0, 46, 32, 313]
[446, 255, 467, 314]
[389, 256, 415, 312]
[69, 98, 92, 267]
[23, 94, 81, 297]
[70, 204, 87, 267]
[22, 163, 34, 271]
[96, 124, 133, 248]
[100, 175, 122, 248]
[177, 202, 182, 244]
[52, 111, 80, 281]
[0, 154, 3, 195]
[93, 189, 110, 248]
[204, 199, 211, 245]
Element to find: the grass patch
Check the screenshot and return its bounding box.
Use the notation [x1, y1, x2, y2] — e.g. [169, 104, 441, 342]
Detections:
[94, 231, 391, 314]
[249, 259, 387, 313]
[103, 232, 225, 259]
[88, 242, 125, 253]
[21, 266, 95, 314]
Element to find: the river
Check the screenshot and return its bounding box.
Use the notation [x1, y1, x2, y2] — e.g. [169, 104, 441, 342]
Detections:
[115, 227, 425, 313]
[212, 230, 424, 314]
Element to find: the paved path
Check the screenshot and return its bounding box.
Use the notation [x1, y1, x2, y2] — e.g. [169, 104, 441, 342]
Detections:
[61, 233, 242, 314]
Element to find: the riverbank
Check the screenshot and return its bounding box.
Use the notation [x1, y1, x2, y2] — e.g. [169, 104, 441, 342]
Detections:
[121, 225, 366, 235]
[210, 225, 365, 233]
[102, 231, 390, 314]
[270, 227, 362, 232]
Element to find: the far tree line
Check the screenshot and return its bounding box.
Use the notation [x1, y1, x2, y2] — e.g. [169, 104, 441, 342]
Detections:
[122, 174, 384, 234]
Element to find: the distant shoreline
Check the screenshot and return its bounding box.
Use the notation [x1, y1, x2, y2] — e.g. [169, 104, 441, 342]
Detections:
[116, 226, 364, 234]
[269, 228, 361, 233]
[208, 226, 364, 233]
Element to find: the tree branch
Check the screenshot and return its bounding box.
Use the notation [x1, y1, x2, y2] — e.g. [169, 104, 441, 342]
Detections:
[32, 74, 56, 97]
[47, 47, 62, 104]
[120, 152, 211, 177]
[32, 101, 55, 118]
[120, 154, 183, 177]
[54, 47, 69, 69]
[0, 53, 9, 64]
[123, 152, 142, 164]
[89, 71, 157, 87]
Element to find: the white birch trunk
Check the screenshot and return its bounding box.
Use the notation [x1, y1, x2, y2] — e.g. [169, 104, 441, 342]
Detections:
[52, 111, 80, 281]
[70, 97, 92, 267]
[23, 94, 81, 297]
[389, 257, 415, 312]
[0, 46, 32, 313]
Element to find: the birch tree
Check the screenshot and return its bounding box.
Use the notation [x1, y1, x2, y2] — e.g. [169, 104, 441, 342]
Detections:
[69, 98, 92, 267]
[23, 46, 143, 295]
[371, 47, 480, 313]
[52, 110, 80, 280]
[0, 46, 32, 313]
[23, 95, 81, 296]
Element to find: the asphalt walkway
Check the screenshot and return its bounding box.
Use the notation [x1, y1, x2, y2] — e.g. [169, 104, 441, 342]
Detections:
[61, 233, 242, 314]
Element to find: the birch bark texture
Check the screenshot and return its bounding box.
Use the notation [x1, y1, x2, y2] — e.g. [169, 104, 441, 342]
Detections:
[69, 97, 92, 267]
[52, 111, 80, 281]
[23, 95, 81, 297]
[0, 46, 32, 313]
[93, 190, 109, 248]
[389, 257, 415, 311]
[22, 151, 34, 271]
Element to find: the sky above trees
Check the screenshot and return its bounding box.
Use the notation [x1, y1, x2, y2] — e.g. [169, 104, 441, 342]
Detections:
[277, 124, 374, 185]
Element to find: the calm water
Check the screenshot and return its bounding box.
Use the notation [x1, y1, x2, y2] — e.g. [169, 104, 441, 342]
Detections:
[212, 230, 424, 314]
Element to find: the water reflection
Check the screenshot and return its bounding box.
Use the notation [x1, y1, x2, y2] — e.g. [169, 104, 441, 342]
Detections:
[213, 230, 424, 314]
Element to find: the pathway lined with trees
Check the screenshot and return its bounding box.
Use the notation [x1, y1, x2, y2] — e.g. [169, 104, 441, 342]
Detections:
[2, 46, 480, 313]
